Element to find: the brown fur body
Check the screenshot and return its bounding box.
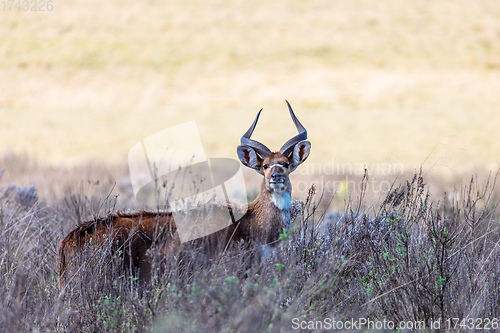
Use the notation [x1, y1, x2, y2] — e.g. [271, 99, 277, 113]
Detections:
[57, 173, 290, 289]
[57, 211, 179, 288]
[57, 103, 311, 290]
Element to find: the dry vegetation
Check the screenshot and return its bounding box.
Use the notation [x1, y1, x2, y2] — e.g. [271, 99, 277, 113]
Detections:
[0, 155, 499, 332]
[1, 0, 500, 331]
[1, 0, 499, 174]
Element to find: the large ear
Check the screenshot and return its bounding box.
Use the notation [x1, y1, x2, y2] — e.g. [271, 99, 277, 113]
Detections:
[237, 145, 263, 173]
[291, 140, 311, 171]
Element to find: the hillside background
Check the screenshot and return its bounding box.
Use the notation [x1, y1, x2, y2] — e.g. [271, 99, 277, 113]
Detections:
[1, 0, 500, 184]
[1, 2, 500, 331]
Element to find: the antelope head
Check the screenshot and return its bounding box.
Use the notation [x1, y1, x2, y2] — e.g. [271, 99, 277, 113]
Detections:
[236, 101, 311, 211]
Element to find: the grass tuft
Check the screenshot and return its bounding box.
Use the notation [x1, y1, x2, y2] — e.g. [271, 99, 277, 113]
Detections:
[0, 159, 498, 331]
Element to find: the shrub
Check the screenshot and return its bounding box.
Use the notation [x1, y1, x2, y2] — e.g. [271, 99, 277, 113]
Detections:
[0, 168, 498, 332]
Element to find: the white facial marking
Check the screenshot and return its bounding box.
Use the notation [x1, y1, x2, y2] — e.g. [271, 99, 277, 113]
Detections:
[271, 192, 291, 210]
[268, 163, 284, 168]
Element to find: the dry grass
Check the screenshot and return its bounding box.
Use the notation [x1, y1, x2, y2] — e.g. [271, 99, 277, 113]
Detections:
[0, 155, 499, 332]
[1, 0, 500, 176]
[1, 4, 500, 328]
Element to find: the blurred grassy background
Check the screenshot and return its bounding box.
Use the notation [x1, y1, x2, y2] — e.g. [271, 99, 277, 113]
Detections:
[1, 0, 500, 177]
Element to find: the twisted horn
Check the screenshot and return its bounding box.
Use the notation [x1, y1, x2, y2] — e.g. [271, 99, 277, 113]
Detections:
[240, 109, 271, 157]
[279, 100, 307, 157]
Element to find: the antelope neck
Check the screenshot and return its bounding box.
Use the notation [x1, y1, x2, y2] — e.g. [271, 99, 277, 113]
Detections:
[271, 191, 291, 211]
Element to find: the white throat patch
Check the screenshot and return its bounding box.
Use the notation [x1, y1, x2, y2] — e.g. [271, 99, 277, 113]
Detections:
[271, 192, 291, 211]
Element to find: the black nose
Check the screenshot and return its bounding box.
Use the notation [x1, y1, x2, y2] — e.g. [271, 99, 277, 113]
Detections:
[271, 171, 283, 182]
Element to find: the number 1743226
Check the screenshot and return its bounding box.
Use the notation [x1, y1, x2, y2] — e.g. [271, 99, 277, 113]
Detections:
[2, 0, 53, 11]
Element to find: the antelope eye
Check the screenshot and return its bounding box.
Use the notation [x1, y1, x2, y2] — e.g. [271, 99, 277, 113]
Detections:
[263, 164, 269, 170]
